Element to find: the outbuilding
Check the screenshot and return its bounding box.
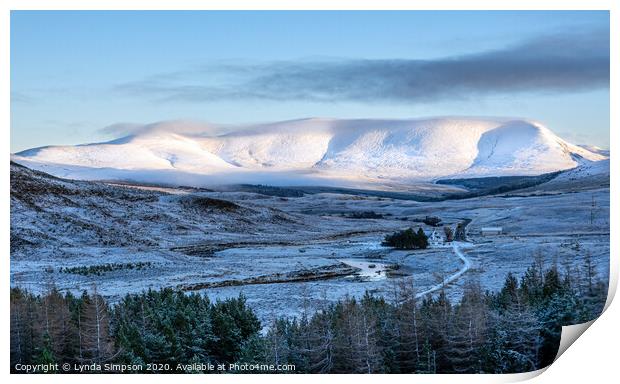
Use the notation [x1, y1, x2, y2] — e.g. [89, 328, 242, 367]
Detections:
[480, 227, 503, 236]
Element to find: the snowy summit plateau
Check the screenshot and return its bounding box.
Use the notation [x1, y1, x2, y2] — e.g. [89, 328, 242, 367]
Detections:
[11, 117, 607, 187]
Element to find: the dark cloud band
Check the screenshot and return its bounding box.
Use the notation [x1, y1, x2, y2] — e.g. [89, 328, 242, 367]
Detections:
[115, 30, 609, 104]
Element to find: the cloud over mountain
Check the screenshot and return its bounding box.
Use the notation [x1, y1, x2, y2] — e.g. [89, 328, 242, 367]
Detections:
[115, 30, 609, 104]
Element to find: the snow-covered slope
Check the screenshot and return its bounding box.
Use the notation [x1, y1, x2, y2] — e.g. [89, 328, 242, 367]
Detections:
[12, 117, 607, 186]
[9, 161, 309, 252]
[578, 144, 610, 157]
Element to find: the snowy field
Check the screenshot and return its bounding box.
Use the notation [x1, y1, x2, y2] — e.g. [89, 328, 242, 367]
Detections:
[10, 161, 609, 325]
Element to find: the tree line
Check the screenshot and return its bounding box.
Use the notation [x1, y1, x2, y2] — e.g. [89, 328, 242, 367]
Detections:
[252, 259, 606, 373]
[11, 258, 606, 373]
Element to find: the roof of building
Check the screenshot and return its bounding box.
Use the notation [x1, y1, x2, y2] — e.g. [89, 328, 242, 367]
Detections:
[481, 227, 503, 231]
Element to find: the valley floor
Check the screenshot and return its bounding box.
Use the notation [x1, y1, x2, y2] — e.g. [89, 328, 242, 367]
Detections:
[10, 163, 610, 325]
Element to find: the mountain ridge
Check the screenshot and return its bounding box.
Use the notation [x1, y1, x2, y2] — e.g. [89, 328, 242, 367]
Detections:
[12, 117, 607, 187]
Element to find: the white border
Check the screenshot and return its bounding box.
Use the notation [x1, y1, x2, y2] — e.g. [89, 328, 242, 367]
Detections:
[2, 1, 617, 383]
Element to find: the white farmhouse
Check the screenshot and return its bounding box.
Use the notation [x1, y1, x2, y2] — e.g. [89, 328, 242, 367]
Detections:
[427, 229, 444, 247]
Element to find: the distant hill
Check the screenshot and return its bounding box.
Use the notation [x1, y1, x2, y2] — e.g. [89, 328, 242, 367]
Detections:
[12, 117, 607, 187]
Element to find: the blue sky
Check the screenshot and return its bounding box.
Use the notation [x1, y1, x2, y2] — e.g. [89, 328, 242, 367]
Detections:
[10, 11, 610, 152]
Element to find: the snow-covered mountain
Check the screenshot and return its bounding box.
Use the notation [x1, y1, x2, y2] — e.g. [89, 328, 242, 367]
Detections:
[11, 117, 607, 186]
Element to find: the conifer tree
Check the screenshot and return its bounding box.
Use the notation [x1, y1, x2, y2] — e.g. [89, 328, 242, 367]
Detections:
[80, 286, 115, 363]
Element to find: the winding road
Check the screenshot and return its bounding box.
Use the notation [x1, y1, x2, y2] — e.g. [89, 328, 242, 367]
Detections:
[414, 241, 473, 299]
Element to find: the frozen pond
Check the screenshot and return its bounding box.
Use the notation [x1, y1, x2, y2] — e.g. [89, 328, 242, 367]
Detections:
[339, 259, 390, 281]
